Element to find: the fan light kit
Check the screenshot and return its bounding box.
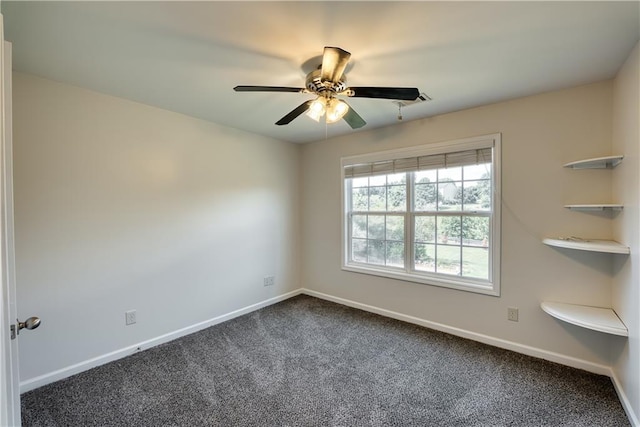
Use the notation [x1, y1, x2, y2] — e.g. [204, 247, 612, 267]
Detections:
[306, 97, 349, 123]
[234, 46, 420, 129]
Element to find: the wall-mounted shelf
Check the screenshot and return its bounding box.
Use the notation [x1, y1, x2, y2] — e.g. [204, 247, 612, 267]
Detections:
[543, 238, 630, 254]
[544, 153, 628, 340]
[563, 155, 624, 169]
[564, 204, 623, 211]
[541, 302, 628, 337]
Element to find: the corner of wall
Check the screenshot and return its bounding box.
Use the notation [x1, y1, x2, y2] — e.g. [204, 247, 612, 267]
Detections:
[611, 40, 640, 426]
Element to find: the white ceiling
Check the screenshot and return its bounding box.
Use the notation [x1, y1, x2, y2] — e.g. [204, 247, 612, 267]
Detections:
[3, 1, 639, 144]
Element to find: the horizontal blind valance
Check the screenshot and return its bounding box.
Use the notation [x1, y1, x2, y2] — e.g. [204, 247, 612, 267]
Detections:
[344, 147, 492, 178]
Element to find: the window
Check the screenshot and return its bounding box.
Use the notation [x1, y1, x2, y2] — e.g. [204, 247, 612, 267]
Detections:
[342, 134, 501, 296]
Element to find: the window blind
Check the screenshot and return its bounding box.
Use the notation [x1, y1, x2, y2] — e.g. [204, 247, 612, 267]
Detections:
[344, 147, 492, 178]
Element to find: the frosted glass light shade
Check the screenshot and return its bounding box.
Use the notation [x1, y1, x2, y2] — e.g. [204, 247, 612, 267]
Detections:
[306, 98, 326, 122]
[326, 98, 349, 123]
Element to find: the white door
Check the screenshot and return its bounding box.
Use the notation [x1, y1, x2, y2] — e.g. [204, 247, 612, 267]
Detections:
[0, 13, 21, 426]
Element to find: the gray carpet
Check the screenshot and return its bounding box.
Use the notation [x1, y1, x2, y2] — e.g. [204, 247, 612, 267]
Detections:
[21, 295, 629, 426]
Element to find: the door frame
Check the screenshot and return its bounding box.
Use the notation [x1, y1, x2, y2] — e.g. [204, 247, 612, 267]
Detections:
[0, 12, 20, 426]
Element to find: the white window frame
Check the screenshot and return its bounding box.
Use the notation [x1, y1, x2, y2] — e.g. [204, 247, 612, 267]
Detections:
[341, 133, 501, 296]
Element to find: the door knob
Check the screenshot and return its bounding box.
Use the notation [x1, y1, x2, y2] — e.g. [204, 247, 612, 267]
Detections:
[17, 316, 41, 332]
[10, 316, 41, 339]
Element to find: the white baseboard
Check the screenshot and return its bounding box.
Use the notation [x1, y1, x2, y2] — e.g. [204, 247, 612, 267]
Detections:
[300, 289, 612, 375]
[611, 370, 640, 427]
[301, 288, 640, 425]
[20, 289, 303, 393]
[19, 286, 638, 427]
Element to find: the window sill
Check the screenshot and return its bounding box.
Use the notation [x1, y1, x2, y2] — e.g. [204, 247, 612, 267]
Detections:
[342, 264, 499, 296]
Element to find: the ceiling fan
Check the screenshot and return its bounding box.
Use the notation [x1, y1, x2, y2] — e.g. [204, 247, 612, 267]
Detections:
[233, 46, 420, 129]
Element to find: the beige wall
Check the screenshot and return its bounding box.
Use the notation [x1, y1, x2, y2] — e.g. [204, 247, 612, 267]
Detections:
[612, 41, 640, 424]
[301, 81, 623, 368]
[12, 72, 301, 382]
[12, 55, 639, 422]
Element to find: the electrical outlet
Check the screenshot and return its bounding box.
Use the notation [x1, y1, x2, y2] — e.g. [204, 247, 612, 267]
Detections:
[507, 307, 519, 322]
[125, 310, 137, 325]
[263, 276, 275, 287]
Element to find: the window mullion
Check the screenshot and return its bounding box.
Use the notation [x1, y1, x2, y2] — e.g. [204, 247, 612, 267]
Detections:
[347, 212, 353, 264]
[406, 172, 414, 274]
[459, 215, 463, 277]
[346, 179, 352, 264]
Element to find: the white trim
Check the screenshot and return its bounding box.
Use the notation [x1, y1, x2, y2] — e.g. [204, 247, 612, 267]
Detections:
[341, 133, 500, 167]
[611, 370, 640, 427]
[301, 288, 612, 376]
[307, 281, 633, 424]
[0, 36, 19, 427]
[341, 133, 501, 296]
[20, 289, 303, 393]
[342, 264, 498, 296]
[17, 286, 637, 426]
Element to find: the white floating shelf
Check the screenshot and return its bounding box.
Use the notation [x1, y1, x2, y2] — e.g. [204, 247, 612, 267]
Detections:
[543, 238, 630, 254]
[564, 204, 623, 211]
[541, 302, 628, 337]
[563, 155, 624, 169]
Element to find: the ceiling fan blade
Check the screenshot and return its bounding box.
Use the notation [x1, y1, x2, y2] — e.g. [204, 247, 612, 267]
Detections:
[346, 87, 419, 100]
[342, 103, 366, 129]
[321, 47, 351, 83]
[234, 85, 306, 93]
[275, 100, 313, 125]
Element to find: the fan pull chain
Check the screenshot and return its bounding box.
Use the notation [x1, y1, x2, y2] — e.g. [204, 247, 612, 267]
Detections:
[397, 103, 403, 121]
